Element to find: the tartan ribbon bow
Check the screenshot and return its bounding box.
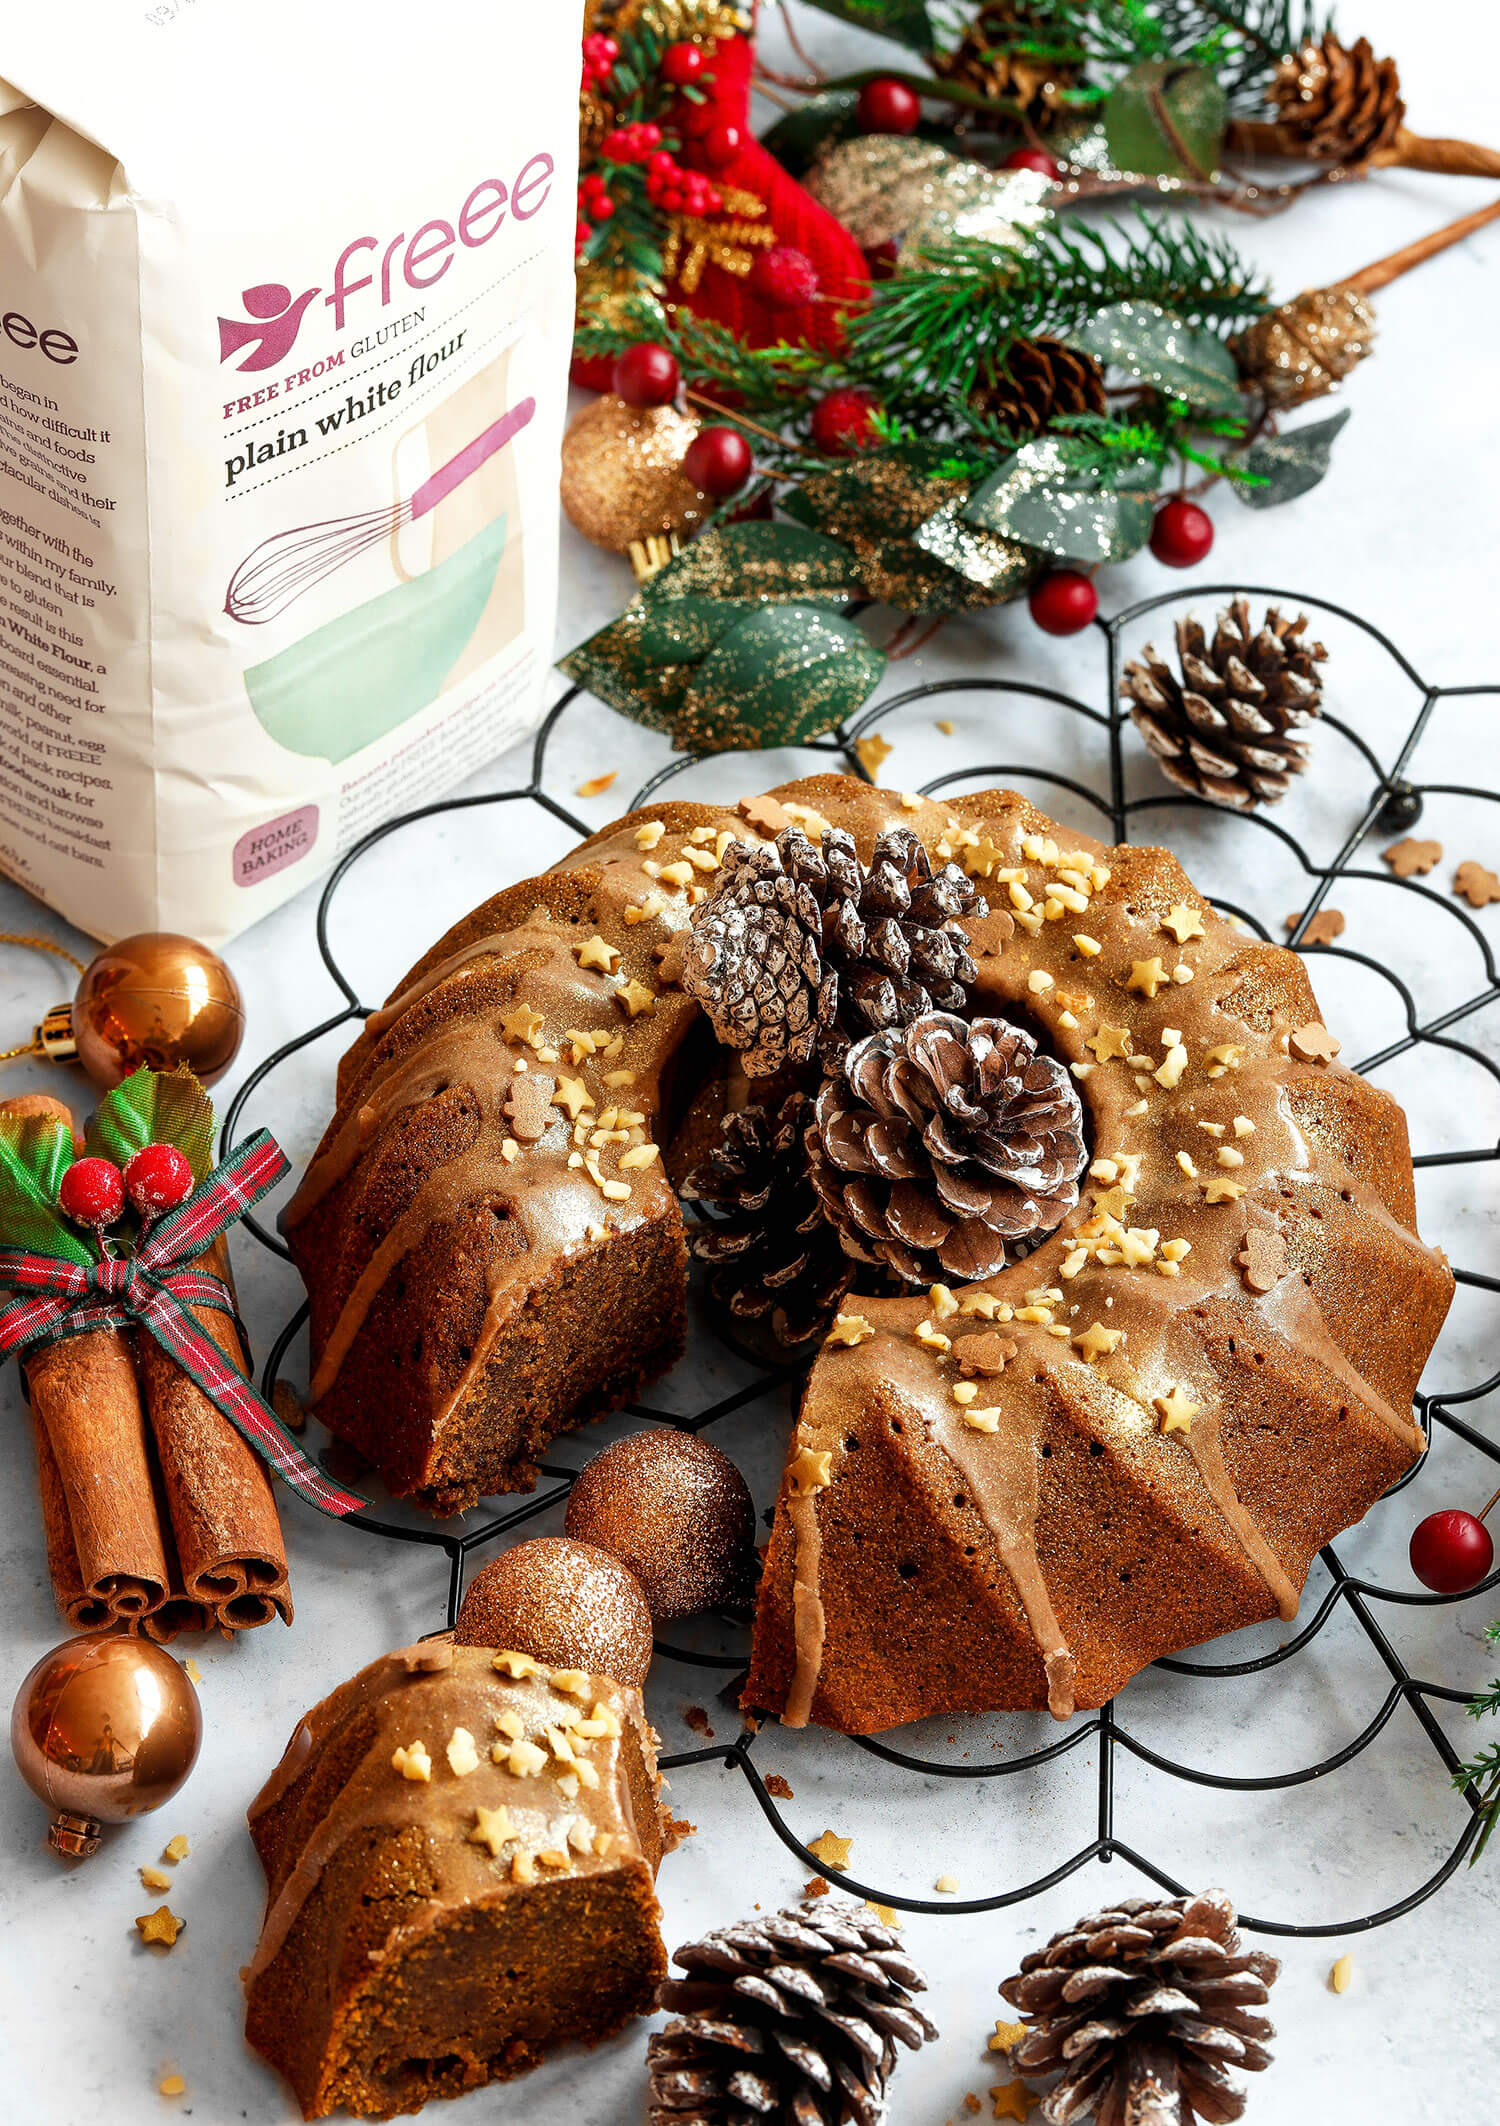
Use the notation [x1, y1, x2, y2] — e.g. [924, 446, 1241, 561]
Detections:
[0, 1129, 365, 1519]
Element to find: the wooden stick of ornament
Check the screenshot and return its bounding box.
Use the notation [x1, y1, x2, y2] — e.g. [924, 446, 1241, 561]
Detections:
[0, 930, 244, 1090]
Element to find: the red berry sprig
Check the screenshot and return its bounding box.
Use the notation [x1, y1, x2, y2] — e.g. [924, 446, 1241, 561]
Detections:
[1149, 496, 1215, 568]
[613, 341, 681, 409]
[581, 31, 619, 89]
[1003, 145, 1061, 180]
[601, 120, 664, 164]
[660, 40, 706, 87]
[857, 78, 922, 135]
[58, 1157, 125, 1231]
[684, 426, 752, 499]
[124, 1142, 194, 1218]
[1028, 571, 1099, 636]
[645, 151, 723, 219]
[1411, 1489, 1500, 1594]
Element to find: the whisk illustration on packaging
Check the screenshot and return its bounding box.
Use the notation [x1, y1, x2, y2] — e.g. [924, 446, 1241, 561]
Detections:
[223, 397, 537, 625]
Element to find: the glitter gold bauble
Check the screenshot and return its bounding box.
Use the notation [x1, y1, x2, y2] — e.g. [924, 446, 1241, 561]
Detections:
[453, 1535, 655, 1687]
[559, 396, 708, 559]
[11, 1633, 202, 1858]
[34, 932, 245, 1090]
[1231, 285, 1376, 410]
[565, 1429, 755, 1622]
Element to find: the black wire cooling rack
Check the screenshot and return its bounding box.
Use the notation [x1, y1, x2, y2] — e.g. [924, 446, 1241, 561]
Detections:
[221, 582, 1500, 1941]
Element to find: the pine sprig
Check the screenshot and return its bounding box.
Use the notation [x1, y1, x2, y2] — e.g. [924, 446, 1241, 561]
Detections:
[849, 213, 1270, 399]
[1457, 1622, 1500, 1864]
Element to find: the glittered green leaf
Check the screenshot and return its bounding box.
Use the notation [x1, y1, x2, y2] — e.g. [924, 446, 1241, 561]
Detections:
[1229, 407, 1351, 511]
[680, 605, 885, 754]
[557, 605, 696, 737]
[85, 1065, 217, 1183]
[1065, 302, 1243, 413]
[760, 88, 861, 179]
[644, 522, 865, 605]
[964, 438, 1156, 564]
[0, 1113, 91, 1264]
[795, 0, 940, 54]
[633, 597, 765, 665]
[1103, 60, 1226, 181]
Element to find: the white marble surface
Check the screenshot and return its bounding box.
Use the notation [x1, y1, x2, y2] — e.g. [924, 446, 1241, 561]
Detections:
[4, 3, 1500, 2120]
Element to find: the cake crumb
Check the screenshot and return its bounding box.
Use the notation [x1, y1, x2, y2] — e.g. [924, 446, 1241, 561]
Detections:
[965, 2096, 983, 2115]
[683, 1706, 715, 1739]
[937, 719, 956, 734]
[576, 771, 617, 797]
[158, 2073, 187, 2098]
[764, 1774, 794, 1800]
[803, 1875, 830, 1898]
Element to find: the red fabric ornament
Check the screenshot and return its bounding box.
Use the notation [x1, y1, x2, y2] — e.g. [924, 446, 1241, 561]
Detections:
[685, 426, 753, 497]
[57, 1158, 124, 1230]
[613, 342, 680, 407]
[123, 1143, 195, 1218]
[751, 245, 820, 310]
[1410, 1509, 1495, 1593]
[809, 386, 882, 455]
[857, 78, 922, 135]
[1150, 497, 1215, 568]
[1028, 571, 1099, 635]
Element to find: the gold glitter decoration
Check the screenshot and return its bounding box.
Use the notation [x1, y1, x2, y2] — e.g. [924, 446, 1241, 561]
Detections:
[574, 256, 668, 347]
[789, 451, 1036, 615]
[559, 395, 708, 555]
[1230, 285, 1377, 410]
[660, 184, 774, 294]
[589, 0, 749, 41]
[805, 139, 1050, 263]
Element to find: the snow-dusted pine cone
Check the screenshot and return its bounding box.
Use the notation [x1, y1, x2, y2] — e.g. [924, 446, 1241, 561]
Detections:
[1000, 1889, 1279, 2126]
[681, 1088, 860, 1349]
[1122, 599, 1327, 811]
[683, 824, 985, 1078]
[806, 1011, 1087, 1285]
[647, 1897, 937, 2125]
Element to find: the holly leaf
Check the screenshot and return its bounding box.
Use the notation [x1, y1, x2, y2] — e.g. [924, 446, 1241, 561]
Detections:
[681, 605, 885, 753]
[0, 1113, 91, 1265]
[760, 88, 861, 179]
[85, 1065, 217, 1183]
[1064, 302, 1243, 413]
[1228, 407, 1351, 511]
[1103, 59, 1226, 180]
[644, 522, 865, 605]
[963, 437, 1158, 564]
[794, 0, 941, 53]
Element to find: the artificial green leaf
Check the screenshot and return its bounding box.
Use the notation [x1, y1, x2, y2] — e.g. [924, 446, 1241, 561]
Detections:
[681, 605, 885, 753]
[85, 1065, 217, 1183]
[908, 501, 1042, 607]
[634, 596, 764, 665]
[1065, 302, 1243, 413]
[794, 0, 940, 54]
[644, 522, 865, 605]
[1103, 59, 1226, 180]
[760, 88, 861, 179]
[964, 438, 1157, 563]
[0, 1113, 92, 1264]
[1229, 407, 1351, 511]
[557, 605, 695, 737]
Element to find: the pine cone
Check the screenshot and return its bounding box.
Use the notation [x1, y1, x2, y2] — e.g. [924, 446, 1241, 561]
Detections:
[1122, 599, 1327, 812]
[970, 337, 1107, 437]
[681, 1089, 859, 1349]
[647, 1897, 938, 2124]
[1230, 284, 1376, 410]
[932, 2, 1080, 129]
[683, 825, 985, 1078]
[806, 1011, 1087, 1285]
[1268, 34, 1403, 166]
[1000, 1889, 1279, 2126]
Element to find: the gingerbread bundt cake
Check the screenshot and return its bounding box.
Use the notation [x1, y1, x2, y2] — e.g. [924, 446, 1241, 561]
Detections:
[285, 776, 1452, 1726]
[244, 1640, 668, 2118]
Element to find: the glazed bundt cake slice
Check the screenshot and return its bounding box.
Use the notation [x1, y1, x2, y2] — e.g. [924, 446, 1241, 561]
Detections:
[743, 799, 1452, 1731]
[244, 1640, 668, 2119]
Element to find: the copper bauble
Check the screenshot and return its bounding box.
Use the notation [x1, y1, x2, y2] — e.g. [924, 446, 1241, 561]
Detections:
[39, 932, 245, 1089]
[565, 1430, 755, 1622]
[452, 1535, 654, 1687]
[559, 395, 707, 556]
[11, 1633, 202, 1858]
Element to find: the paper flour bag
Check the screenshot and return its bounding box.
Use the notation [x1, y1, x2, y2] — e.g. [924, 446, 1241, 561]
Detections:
[0, 0, 581, 944]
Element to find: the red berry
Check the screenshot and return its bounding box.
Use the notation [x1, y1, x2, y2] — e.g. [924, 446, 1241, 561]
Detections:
[1003, 145, 1061, 179]
[58, 1156, 125, 1230]
[750, 245, 820, 311]
[1411, 1510, 1495, 1594]
[699, 122, 744, 168]
[661, 40, 705, 86]
[648, 150, 675, 174]
[1028, 570, 1099, 636]
[857, 77, 922, 135]
[863, 239, 900, 282]
[1149, 497, 1215, 568]
[809, 386, 882, 456]
[124, 1142, 194, 1217]
[612, 341, 680, 408]
[684, 425, 753, 499]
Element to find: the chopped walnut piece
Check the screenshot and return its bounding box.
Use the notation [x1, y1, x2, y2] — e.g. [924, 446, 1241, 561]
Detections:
[390, 1741, 432, 1782]
[492, 1650, 544, 1679]
[634, 820, 666, 850]
[446, 1727, 480, 1778]
[162, 1835, 190, 1863]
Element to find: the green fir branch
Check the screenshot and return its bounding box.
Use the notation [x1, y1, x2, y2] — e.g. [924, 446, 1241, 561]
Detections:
[1456, 1622, 1500, 1864]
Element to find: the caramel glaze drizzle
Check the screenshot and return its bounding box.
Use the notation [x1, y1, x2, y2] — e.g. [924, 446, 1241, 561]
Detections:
[770, 785, 1449, 1730]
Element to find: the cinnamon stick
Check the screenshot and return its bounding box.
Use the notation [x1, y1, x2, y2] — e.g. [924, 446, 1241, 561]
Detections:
[137, 1234, 292, 1632]
[1226, 117, 1500, 179]
[29, 1408, 112, 1630]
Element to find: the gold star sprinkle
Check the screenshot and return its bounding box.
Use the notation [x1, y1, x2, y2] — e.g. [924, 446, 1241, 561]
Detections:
[1161, 904, 1206, 944]
[552, 1075, 594, 1121]
[1125, 957, 1167, 999]
[1154, 1386, 1199, 1435]
[576, 934, 621, 974]
[616, 977, 656, 1018]
[825, 1313, 873, 1347]
[788, 1447, 834, 1495]
[1073, 1322, 1124, 1364]
[469, 1805, 516, 1857]
[492, 1650, 543, 1678]
[854, 733, 892, 781]
[808, 1828, 853, 1872]
[989, 2019, 1028, 2054]
[501, 1003, 544, 1046]
[391, 1741, 431, 1782]
[1087, 1022, 1131, 1062]
[990, 2079, 1036, 2121]
[135, 1906, 183, 1948]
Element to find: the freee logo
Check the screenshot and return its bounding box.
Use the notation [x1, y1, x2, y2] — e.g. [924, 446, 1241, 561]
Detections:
[215, 152, 556, 371]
